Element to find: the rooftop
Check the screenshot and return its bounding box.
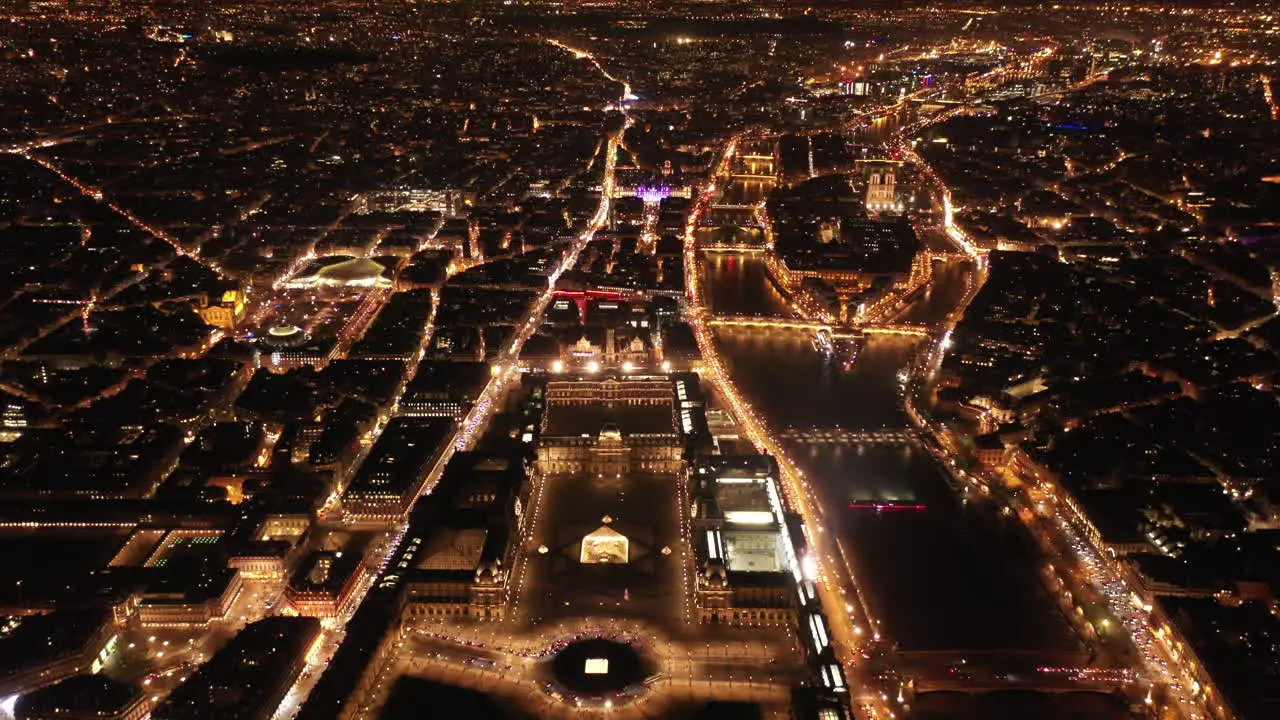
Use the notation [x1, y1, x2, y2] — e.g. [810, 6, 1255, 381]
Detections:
[542, 403, 676, 437]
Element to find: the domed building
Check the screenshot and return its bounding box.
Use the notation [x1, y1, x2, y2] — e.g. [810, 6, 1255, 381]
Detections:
[260, 325, 309, 349]
[254, 325, 337, 370]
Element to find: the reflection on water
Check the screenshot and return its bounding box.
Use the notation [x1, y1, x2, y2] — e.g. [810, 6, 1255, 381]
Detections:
[794, 445, 1077, 653]
[714, 328, 918, 429]
[703, 254, 1078, 653]
[854, 106, 919, 146]
[898, 260, 971, 325]
[700, 255, 790, 317]
[719, 179, 772, 205]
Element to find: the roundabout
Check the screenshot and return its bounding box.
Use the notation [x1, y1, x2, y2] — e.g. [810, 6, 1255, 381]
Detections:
[548, 637, 653, 700]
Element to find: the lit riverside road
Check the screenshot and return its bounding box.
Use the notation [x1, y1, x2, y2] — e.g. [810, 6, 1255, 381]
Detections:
[683, 140, 898, 720]
[893, 74, 1209, 720]
[687, 133, 1081, 717]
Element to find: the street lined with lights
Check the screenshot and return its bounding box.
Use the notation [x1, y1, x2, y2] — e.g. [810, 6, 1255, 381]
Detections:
[682, 137, 889, 719]
[271, 39, 635, 719]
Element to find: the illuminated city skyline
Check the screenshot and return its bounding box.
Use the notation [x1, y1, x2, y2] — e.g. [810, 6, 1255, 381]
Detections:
[0, 2, 1277, 720]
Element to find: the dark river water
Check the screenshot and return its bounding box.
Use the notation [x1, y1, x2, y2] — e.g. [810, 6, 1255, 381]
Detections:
[702, 253, 1078, 653]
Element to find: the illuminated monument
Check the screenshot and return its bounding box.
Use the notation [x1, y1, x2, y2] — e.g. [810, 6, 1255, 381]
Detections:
[313, 372, 849, 720]
[865, 169, 900, 212]
[578, 522, 630, 564]
[535, 376, 684, 475]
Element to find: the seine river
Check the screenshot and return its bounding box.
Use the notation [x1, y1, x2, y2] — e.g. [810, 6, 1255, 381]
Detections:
[702, 252, 1079, 654]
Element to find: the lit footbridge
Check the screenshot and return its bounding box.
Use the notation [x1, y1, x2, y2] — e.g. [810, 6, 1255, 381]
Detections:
[780, 427, 919, 446]
[707, 314, 931, 338]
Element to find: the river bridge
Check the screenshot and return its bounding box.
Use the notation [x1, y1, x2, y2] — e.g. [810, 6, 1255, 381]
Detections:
[780, 427, 919, 446]
[707, 314, 931, 338]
